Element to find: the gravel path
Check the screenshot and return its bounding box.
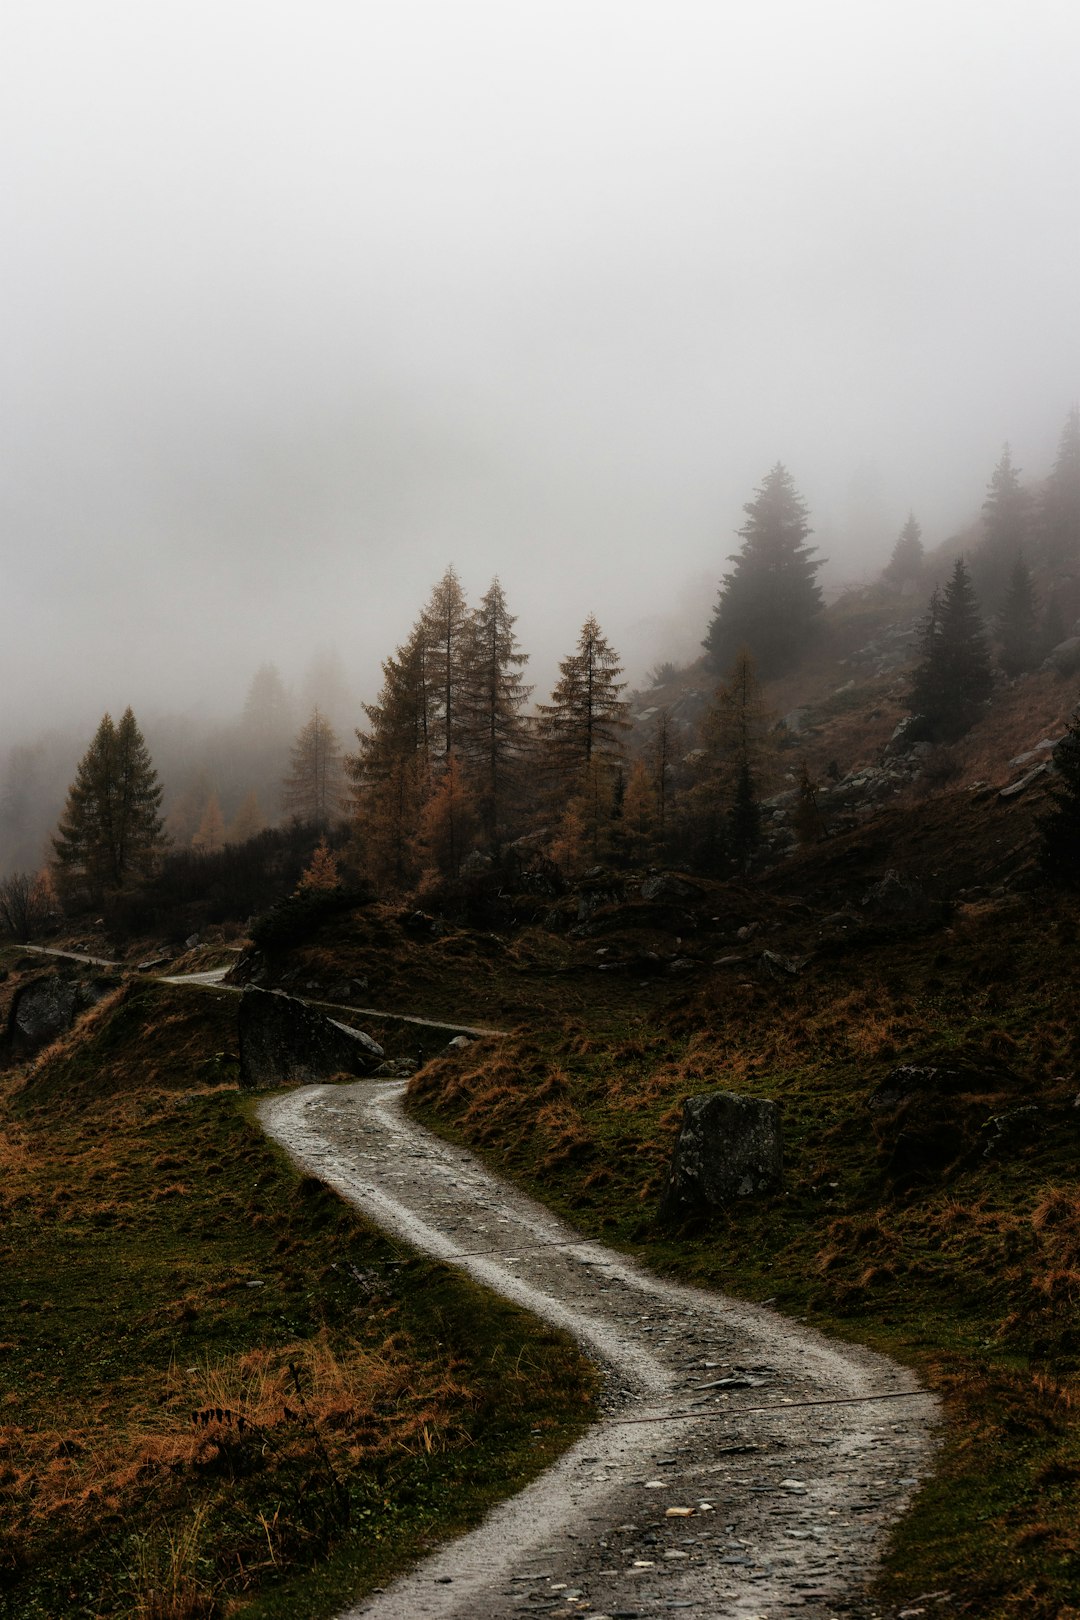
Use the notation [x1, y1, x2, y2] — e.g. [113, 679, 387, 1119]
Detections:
[260, 1079, 938, 1620]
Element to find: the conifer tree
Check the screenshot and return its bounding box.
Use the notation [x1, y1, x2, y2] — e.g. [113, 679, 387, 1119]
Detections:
[649, 708, 674, 842]
[53, 708, 166, 899]
[996, 555, 1040, 676]
[538, 615, 630, 785]
[909, 559, 993, 740]
[1040, 405, 1080, 567]
[350, 628, 433, 891]
[882, 514, 925, 590]
[728, 761, 761, 874]
[975, 444, 1030, 610]
[226, 790, 265, 845]
[282, 708, 346, 830]
[681, 649, 771, 873]
[414, 754, 477, 880]
[423, 565, 471, 761]
[243, 663, 293, 743]
[192, 791, 226, 854]
[703, 464, 823, 677]
[621, 758, 658, 865]
[459, 577, 531, 847]
[298, 836, 342, 892]
[793, 762, 827, 845]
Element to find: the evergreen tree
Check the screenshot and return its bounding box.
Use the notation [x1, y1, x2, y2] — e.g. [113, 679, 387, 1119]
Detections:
[192, 791, 226, 854]
[620, 758, 658, 866]
[793, 761, 827, 845]
[422, 565, 471, 761]
[681, 649, 771, 873]
[882, 513, 925, 591]
[728, 761, 761, 874]
[350, 627, 433, 891]
[226, 790, 265, 845]
[242, 663, 293, 743]
[975, 444, 1030, 610]
[537, 615, 630, 785]
[298, 836, 342, 892]
[703, 464, 823, 677]
[909, 559, 993, 740]
[1041, 712, 1080, 887]
[414, 753, 477, 880]
[282, 708, 346, 830]
[996, 555, 1040, 676]
[1040, 405, 1080, 567]
[459, 577, 531, 847]
[53, 708, 166, 899]
[649, 708, 674, 842]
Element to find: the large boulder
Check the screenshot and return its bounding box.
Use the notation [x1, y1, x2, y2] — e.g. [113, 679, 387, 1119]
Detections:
[4, 973, 114, 1056]
[659, 1091, 783, 1220]
[237, 986, 384, 1089]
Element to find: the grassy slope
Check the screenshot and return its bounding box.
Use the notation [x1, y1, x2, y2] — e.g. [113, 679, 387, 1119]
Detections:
[407, 889, 1080, 1619]
[0, 968, 597, 1620]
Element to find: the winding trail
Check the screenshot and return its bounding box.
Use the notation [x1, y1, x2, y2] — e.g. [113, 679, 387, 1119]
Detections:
[260, 1079, 938, 1620]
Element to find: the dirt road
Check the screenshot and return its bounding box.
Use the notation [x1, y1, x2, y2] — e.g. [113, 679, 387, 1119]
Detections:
[260, 1078, 936, 1620]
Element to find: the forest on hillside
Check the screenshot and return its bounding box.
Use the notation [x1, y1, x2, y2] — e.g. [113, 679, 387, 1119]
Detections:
[4, 406, 1080, 944]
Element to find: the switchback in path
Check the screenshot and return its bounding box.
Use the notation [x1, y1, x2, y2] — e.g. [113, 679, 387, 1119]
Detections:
[260, 1079, 937, 1620]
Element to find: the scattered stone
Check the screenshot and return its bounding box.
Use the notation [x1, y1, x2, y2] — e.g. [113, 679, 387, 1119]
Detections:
[185, 933, 200, 949]
[867, 1054, 1019, 1112]
[861, 870, 932, 921]
[1042, 635, 1080, 676]
[237, 986, 383, 1089]
[982, 1105, 1042, 1156]
[998, 763, 1049, 799]
[640, 872, 697, 903]
[444, 1035, 472, 1054]
[136, 954, 173, 973]
[659, 1091, 783, 1219]
[4, 973, 115, 1056]
[759, 949, 804, 979]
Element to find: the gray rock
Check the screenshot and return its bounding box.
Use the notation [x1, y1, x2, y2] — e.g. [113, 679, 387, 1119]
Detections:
[185, 933, 200, 950]
[1042, 636, 1080, 676]
[999, 763, 1050, 799]
[885, 716, 924, 756]
[759, 949, 804, 979]
[444, 1034, 472, 1053]
[640, 872, 696, 903]
[868, 1054, 1019, 1112]
[4, 973, 114, 1055]
[982, 1105, 1042, 1156]
[861, 869, 931, 919]
[659, 1091, 783, 1219]
[237, 986, 383, 1089]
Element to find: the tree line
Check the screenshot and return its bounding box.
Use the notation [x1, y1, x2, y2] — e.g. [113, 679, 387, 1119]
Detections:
[13, 408, 1080, 935]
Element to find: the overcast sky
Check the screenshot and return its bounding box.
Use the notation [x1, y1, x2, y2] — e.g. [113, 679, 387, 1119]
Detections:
[2, 0, 1079, 740]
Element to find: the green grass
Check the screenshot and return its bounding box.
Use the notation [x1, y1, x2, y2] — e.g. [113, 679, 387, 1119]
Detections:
[0, 977, 597, 1619]
[407, 894, 1080, 1619]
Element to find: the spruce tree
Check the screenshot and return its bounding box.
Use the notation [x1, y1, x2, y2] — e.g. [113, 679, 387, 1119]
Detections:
[703, 464, 823, 677]
[728, 761, 761, 875]
[459, 577, 531, 848]
[1040, 405, 1080, 567]
[282, 708, 346, 830]
[53, 708, 166, 899]
[909, 559, 993, 740]
[538, 615, 630, 784]
[882, 513, 925, 591]
[975, 445, 1030, 610]
[996, 555, 1039, 676]
[422, 565, 471, 761]
[350, 628, 433, 890]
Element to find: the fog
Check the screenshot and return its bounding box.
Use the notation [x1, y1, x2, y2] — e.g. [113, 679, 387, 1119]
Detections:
[3, 0, 1079, 745]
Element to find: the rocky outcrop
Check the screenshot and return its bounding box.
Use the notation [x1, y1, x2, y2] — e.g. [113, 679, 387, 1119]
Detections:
[237, 986, 384, 1089]
[659, 1091, 783, 1220]
[4, 973, 115, 1056]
